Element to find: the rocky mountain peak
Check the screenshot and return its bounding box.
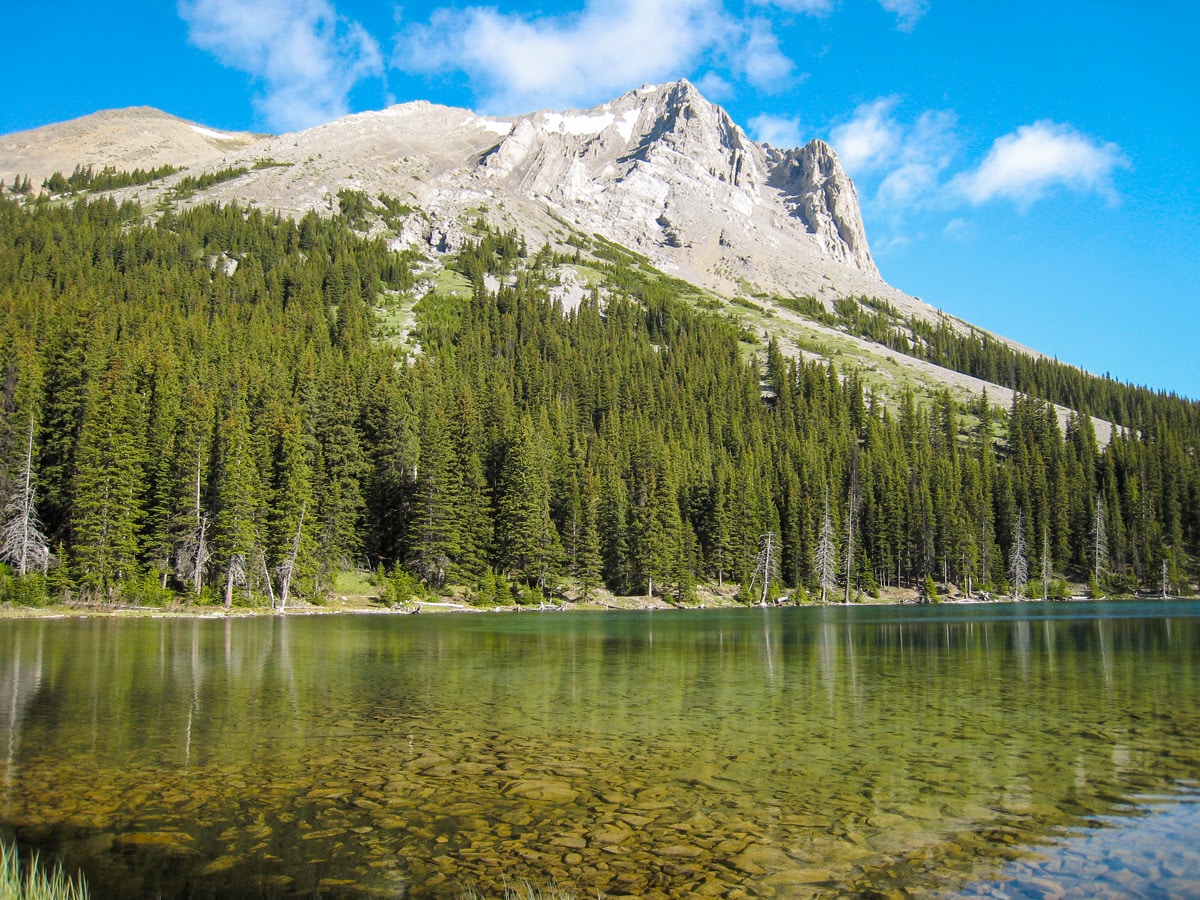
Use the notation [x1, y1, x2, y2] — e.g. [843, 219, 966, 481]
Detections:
[766, 139, 877, 278]
[472, 80, 887, 293]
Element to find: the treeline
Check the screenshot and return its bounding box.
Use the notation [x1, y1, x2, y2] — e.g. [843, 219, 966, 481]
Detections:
[43, 163, 181, 194]
[0, 195, 1197, 607]
[808, 293, 1200, 436]
[168, 165, 250, 200]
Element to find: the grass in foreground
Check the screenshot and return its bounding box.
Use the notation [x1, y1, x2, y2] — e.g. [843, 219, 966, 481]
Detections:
[0, 838, 89, 900]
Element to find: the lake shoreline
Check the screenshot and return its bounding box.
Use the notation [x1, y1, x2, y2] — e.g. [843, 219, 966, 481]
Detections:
[1, 590, 1126, 620]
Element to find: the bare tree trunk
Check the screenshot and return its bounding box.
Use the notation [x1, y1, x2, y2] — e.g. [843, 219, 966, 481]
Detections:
[224, 554, 245, 612]
[260, 550, 276, 609]
[224, 564, 235, 610]
[1093, 493, 1108, 583]
[1, 414, 50, 576]
[760, 532, 774, 606]
[191, 438, 209, 595]
[844, 459, 860, 605]
[1042, 526, 1051, 600]
[16, 415, 33, 576]
[193, 515, 208, 594]
[816, 492, 836, 604]
[1009, 510, 1028, 599]
[279, 500, 306, 611]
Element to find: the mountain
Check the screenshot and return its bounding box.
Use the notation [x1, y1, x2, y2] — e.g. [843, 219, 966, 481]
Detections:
[0, 106, 264, 187]
[1, 82, 1109, 438]
[55, 82, 929, 317]
[3, 86, 1198, 609]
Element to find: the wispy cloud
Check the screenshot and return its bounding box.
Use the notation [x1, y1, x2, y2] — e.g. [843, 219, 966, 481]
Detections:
[394, 0, 810, 113]
[829, 97, 904, 174]
[749, 113, 804, 148]
[953, 121, 1129, 206]
[878, 0, 929, 31]
[178, 0, 382, 132]
[694, 72, 735, 100]
[874, 109, 957, 209]
[748, 0, 835, 16]
[738, 19, 796, 89]
[395, 0, 732, 114]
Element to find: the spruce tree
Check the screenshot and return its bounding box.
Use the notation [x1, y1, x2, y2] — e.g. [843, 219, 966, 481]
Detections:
[72, 358, 146, 597]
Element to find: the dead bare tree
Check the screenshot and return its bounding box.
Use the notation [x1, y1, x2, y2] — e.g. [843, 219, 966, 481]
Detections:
[844, 459, 861, 605]
[223, 553, 245, 610]
[0, 414, 51, 575]
[175, 436, 210, 594]
[1009, 509, 1028, 599]
[748, 531, 780, 606]
[815, 491, 837, 603]
[1041, 525, 1051, 600]
[278, 499, 306, 611]
[257, 547, 277, 609]
[1093, 492, 1108, 584]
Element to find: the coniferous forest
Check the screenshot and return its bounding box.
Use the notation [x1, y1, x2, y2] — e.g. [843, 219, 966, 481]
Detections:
[1, 194, 1198, 607]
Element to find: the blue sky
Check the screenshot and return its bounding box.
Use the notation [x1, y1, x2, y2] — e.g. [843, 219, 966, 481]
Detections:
[5, 1, 1198, 399]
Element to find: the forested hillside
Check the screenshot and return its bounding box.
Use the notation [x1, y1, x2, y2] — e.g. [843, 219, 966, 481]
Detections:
[1, 195, 1197, 607]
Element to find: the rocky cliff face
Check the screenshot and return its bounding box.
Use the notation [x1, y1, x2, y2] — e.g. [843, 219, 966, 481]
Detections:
[767, 140, 876, 277]
[474, 80, 880, 288]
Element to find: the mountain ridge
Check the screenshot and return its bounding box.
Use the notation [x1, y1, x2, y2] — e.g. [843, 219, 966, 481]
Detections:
[0, 106, 264, 187]
[3, 82, 917, 312]
[5, 82, 1119, 438]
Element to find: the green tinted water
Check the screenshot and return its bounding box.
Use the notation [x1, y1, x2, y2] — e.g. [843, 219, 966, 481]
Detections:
[2, 602, 1199, 899]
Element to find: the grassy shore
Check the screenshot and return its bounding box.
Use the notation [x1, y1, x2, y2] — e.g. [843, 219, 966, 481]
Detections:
[0, 838, 89, 900]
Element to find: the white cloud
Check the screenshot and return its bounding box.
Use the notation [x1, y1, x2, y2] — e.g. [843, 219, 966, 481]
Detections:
[749, 113, 804, 148]
[694, 72, 735, 100]
[738, 19, 795, 89]
[874, 108, 957, 208]
[942, 217, 974, 241]
[179, 0, 382, 132]
[878, 0, 929, 31]
[828, 97, 903, 174]
[954, 121, 1129, 206]
[395, 0, 733, 114]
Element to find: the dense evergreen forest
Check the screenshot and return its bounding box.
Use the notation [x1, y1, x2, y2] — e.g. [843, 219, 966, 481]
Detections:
[1, 193, 1197, 607]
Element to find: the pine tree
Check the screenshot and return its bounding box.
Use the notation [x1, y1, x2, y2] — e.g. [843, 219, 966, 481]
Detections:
[576, 469, 603, 600]
[408, 395, 464, 587]
[495, 418, 560, 590]
[271, 417, 316, 605]
[71, 359, 146, 597]
[315, 369, 367, 580]
[213, 394, 262, 609]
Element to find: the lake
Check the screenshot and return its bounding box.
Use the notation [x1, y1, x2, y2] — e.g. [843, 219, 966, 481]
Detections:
[2, 601, 1199, 899]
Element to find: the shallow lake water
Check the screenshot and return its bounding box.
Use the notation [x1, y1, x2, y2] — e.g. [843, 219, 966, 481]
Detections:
[2, 601, 1199, 899]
